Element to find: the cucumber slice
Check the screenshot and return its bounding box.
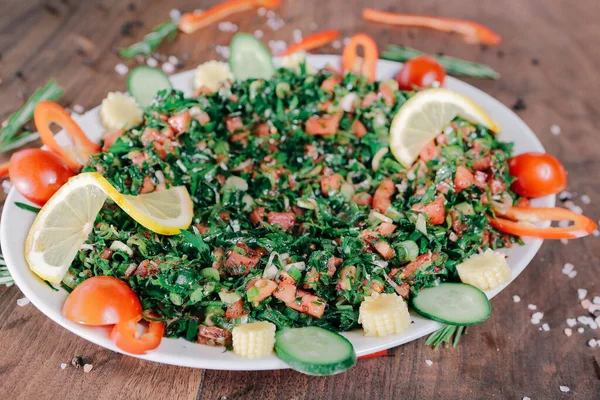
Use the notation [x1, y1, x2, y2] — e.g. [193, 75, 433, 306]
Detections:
[229, 33, 275, 80]
[411, 283, 491, 325]
[127, 66, 172, 109]
[275, 327, 356, 376]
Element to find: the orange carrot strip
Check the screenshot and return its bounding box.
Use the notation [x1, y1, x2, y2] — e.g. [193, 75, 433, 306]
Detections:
[178, 0, 281, 34]
[34, 101, 100, 170]
[280, 29, 341, 56]
[342, 34, 378, 81]
[363, 8, 501, 46]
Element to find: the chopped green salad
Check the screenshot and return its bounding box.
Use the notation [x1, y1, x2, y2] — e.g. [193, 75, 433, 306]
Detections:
[67, 64, 521, 346]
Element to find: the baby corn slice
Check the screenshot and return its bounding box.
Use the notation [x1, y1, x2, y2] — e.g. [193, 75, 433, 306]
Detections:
[359, 293, 410, 337]
[232, 321, 276, 359]
[456, 249, 511, 291]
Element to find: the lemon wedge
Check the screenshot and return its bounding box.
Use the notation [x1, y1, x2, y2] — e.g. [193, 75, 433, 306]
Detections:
[389, 88, 499, 167]
[25, 172, 193, 283]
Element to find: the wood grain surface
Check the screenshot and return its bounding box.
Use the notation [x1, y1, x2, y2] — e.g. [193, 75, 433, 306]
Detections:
[0, 0, 599, 399]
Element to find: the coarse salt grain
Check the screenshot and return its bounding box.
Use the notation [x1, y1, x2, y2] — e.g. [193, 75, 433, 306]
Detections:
[513, 295, 521, 303]
[528, 304, 537, 310]
[332, 40, 341, 49]
[168, 55, 179, 65]
[218, 21, 238, 32]
[542, 323, 550, 331]
[343, 37, 351, 45]
[550, 124, 561, 135]
[562, 263, 574, 274]
[560, 238, 569, 245]
[425, 359, 433, 366]
[2, 180, 13, 194]
[522, 397, 531, 400]
[254, 29, 264, 39]
[568, 271, 578, 279]
[215, 45, 230, 59]
[169, 8, 181, 22]
[310, 22, 318, 31]
[146, 57, 158, 68]
[570, 205, 583, 214]
[581, 299, 591, 309]
[257, 7, 266, 16]
[588, 339, 598, 347]
[559, 386, 570, 393]
[73, 104, 84, 114]
[580, 194, 591, 204]
[578, 289, 588, 301]
[293, 29, 303, 43]
[578, 327, 584, 333]
[564, 328, 572, 337]
[115, 63, 129, 75]
[594, 296, 600, 305]
[566, 318, 577, 327]
[578, 315, 593, 325]
[162, 62, 175, 74]
[532, 312, 544, 320]
[60, 363, 67, 369]
[16, 297, 30, 307]
[266, 14, 285, 31]
[268, 40, 287, 55]
[593, 230, 600, 237]
[83, 364, 93, 373]
[531, 318, 541, 325]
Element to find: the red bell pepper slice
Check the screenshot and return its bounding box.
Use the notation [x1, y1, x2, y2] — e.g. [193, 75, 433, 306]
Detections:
[342, 34, 379, 81]
[363, 8, 501, 46]
[489, 206, 597, 239]
[34, 101, 100, 170]
[178, 0, 281, 34]
[110, 314, 165, 354]
[358, 349, 389, 360]
[280, 30, 341, 56]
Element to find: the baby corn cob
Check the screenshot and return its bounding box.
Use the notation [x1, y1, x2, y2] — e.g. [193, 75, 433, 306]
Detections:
[456, 249, 511, 291]
[232, 321, 276, 359]
[359, 292, 411, 337]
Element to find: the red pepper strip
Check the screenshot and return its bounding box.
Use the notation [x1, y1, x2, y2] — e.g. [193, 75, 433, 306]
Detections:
[280, 30, 341, 56]
[34, 101, 100, 170]
[358, 349, 389, 360]
[0, 160, 10, 178]
[342, 34, 379, 82]
[178, 0, 281, 34]
[489, 206, 597, 239]
[363, 8, 501, 46]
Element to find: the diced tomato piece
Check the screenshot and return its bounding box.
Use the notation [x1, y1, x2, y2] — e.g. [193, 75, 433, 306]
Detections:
[197, 326, 231, 347]
[450, 210, 468, 235]
[327, 256, 343, 276]
[278, 270, 296, 285]
[352, 120, 368, 138]
[454, 165, 474, 192]
[373, 241, 395, 259]
[321, 76, 342, 92]
[193, 86, 212, 96]
[419, 140, 441, 161]
[212, 247, 225, 270]
[351, 192, 373, 206]
[320, 174, 342, 196]
[318, 101, 333, 112]
[193, 110, 211, 125]
[516, 197, 531, 207]
[377, 222, 397, 235]
[489, 177, 505, 195]
[249, 207, 266, 224]
[99, 248, 113, 260]
[102, 129, 124, 152]
[373, 178, 395, 213]
[288, 290, 326, 318]
[255, 122, 270, 137]
[140, 176, 155, 194]
[305, 112, 342, 136]
[378, 84, 395, 106]
[473, 155, 491, 171]
[225, 116, 244, 133]
[267, 212, 296, 230]
[436, 133, 448, 145]
[337, 265, 356, 291]
[401, 253, 438, 279]
[412, 197, 446, 225]
[229, 94, 239, 103]
[225, 299, 248, 319]
[368, 280, 385, 294]
[168, 111, 191, 133]
[302, 267, 321, 289]
[223, 249, 259, 275]
[273, 282, 297, 304]
[361, 92, 378, 108]
[248, 279, 277, 305]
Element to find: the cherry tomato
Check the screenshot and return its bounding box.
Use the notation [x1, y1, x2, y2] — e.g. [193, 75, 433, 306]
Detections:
[110, 315, 164, 354]
[395, 56, 446, 91]
[9, 149, 75, 206]
[508, 152, 567, 198]
[62, 276, 142, 326]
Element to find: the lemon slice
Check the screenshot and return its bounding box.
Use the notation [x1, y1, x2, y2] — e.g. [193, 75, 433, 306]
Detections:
[389, 88, 499, 167]
[25, 172, 193, 283]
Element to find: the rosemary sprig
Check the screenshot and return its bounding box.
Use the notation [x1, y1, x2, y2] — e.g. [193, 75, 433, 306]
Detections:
[15, 202, 41, 213]
[119, 20, 179, 59]
[425, 325, 466, 349]
[0, 254, 13, 285]
[382, 45, 500, 79]
[0, 79, 64, 153]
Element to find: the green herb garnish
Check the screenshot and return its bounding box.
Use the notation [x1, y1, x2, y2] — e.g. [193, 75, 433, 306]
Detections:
[425, 325, 466, 349]
[382, 45, 500, 79]
[119, 20, 178, 59]
[15, 202, 41, 213]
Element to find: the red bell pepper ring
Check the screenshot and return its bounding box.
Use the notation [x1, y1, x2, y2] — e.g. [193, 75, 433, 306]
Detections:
[362, 8, 501, 46]
[178, 0, 281, 34]
[358, 349, 389, 360]
[489, 206, 597, 239]
[280, 30, 341, 56]
[342, 34, 379, 82]
[34, 101, 100, 170]
[110, 314, 165, 354]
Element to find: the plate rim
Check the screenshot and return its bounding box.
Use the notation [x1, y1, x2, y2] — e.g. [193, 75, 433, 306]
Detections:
[0, 54, 555, 370]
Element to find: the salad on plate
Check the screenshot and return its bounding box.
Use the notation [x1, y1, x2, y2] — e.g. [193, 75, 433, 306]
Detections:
[3, 13, 596, 376]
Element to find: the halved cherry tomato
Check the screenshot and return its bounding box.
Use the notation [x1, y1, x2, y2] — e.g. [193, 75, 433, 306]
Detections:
[34, 101, 100, 169]
[342, 34, 379, 81]
[62, 276, 142, 325]
[9, 149, 75, 206]
[508, 152, 567, 198]
[110, 315, 165, 354]
[395, 56, 446, 91]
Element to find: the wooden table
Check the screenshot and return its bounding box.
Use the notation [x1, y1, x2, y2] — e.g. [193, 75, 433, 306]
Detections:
[1, 0, 599, 398]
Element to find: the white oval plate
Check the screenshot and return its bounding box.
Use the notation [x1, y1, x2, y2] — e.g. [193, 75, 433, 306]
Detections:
[1, 55, 554, 370]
